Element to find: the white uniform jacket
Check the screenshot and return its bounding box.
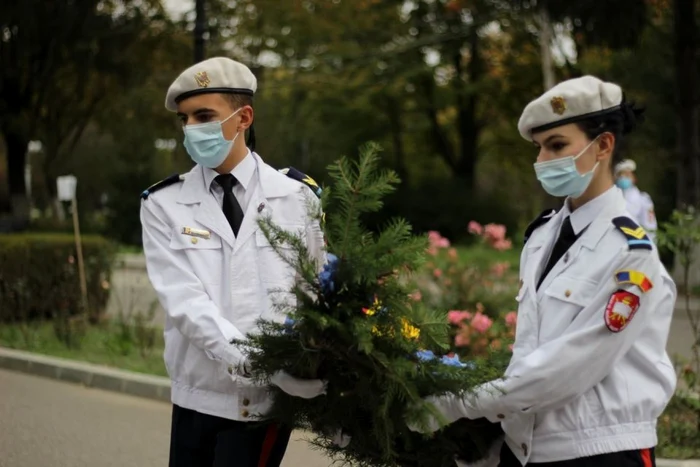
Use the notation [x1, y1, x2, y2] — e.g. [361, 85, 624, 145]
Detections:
[469, 187, 676, 465]
[140, 153, 325, 421]
[622, 186, 657, 242]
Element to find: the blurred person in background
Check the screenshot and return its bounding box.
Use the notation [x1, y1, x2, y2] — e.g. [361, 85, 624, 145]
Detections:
[615, 159, 657, 242]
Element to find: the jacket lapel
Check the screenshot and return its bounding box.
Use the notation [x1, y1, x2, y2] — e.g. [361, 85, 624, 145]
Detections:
[231, 153, 299, 255]
[194, 196, 236, 248]
[535, 197, 621, 295]
[176, 165, 236, 248]
[523, 210, 562, 297]
[232, 186, 268, 254]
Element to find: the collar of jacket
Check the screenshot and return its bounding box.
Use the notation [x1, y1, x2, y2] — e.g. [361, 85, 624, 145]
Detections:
[527, 188, 627, 253]
[176, 152, 300, 205]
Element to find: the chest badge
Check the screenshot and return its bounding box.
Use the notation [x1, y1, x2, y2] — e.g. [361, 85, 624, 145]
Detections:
[604, 290, 640, 333]
[182, 227, 211, 240]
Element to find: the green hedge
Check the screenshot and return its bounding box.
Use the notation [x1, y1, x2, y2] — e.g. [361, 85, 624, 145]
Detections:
[0, 233, 117, 323]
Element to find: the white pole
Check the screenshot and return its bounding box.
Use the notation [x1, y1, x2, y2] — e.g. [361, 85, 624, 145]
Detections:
[71, 195, 89, 315]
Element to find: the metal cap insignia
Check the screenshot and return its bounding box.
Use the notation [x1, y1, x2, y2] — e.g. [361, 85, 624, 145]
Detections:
[550, 96, 566, 115]
[194, 71, 211, 88]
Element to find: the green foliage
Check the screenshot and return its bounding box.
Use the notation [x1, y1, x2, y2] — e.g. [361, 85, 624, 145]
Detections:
[657, 206, 700, 390]
[655, 206, 700, 458]
[657, 393, 700, 459]
[240, 143, 507, 466]
[0, 320, 167, 377]
[0, 233, 117, 327]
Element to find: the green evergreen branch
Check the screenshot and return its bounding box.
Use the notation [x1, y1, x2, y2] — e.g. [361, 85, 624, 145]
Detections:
[238, 142, 506, 466]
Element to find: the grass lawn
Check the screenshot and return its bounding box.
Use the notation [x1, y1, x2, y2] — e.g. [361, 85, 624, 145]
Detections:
[0, 320, 167, 377]
[118, 244, 144, 255]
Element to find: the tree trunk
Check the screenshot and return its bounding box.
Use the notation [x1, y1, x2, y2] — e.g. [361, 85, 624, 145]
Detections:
[420, 74, 457, 172]
[673, 0, 699, 208]
[454, 30, 482, 192]
[194, 0, 206, 63]
[537, 5, 556, 90]
[2, 127, 30, 222]
[384, 95, 407, 181]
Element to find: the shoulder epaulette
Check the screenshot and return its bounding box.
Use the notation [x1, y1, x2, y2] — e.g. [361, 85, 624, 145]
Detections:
[140, 174, 185, 200]
[612, 216, 653, 250]
[279, 167, 322, 199]
[524, 208, 558, 243]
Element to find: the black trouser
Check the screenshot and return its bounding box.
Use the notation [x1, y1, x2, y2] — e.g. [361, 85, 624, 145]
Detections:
[498, 443, 656, 467]
[169, 404, 292, 467]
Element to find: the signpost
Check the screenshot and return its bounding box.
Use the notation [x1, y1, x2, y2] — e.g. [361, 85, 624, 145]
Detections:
[57, 175, 88, 314]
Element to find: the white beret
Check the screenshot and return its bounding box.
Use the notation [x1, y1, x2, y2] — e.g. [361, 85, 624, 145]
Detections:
[614, 159, 637, 175]
[165, 57, 257, 112]
[517, 76, 624, 141]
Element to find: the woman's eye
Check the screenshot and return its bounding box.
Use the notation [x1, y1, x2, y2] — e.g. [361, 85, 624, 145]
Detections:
[551, 143, 566, 151]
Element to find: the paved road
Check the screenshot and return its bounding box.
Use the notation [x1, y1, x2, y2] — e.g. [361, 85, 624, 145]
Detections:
[0, 369, 333, 467]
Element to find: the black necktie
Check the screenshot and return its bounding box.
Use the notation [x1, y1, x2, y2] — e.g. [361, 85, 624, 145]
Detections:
[537, 217, 577, 290]
[214, 174, 245, 237]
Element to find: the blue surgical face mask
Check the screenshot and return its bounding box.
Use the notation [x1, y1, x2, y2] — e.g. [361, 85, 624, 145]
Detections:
[183, 109, 241, 168]
[533, 137, 600, 198]
[615, 176, 633, 190]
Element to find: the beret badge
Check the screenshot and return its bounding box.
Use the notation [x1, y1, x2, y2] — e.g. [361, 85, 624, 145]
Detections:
[194, 71, 211, 88]
[550, 96, 567, 115]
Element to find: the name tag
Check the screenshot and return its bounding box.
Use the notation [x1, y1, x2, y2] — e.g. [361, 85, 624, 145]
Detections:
[181, 227, 211, 239]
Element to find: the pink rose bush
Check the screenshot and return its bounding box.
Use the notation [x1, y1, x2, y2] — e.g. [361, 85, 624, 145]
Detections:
[415, 221, 520, 355]
[450, 306, 518, 357]
[473, 221, 513, 251]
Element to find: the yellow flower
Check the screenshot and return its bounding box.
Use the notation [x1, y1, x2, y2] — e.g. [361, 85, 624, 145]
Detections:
[362, 296, 382, 316]
[371, 317, 420, 340]
[401, 318, 420, 340]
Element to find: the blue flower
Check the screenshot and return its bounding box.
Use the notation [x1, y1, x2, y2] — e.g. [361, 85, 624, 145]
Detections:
[283, 317, 296, 335]
[415, 350, 436, 362]
[440, 354, 474, 369]
[319, 253, 339, 296]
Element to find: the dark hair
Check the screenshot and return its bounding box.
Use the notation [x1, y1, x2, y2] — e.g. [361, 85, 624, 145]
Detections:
[225, 93, 253, 110]
[575, 95, 645, 167]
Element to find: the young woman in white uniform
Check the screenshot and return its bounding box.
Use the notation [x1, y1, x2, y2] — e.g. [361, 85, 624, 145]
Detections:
[410, 76, 677, 467]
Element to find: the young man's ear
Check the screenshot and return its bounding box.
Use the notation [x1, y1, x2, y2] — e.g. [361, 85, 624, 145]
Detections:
[237, 106, 254, 131]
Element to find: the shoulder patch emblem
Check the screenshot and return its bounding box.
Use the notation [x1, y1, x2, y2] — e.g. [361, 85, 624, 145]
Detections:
[524, 208, 558, 243]
[140, 174, 185, 200]
[612, 216, 652, 250]
[605, 290, 640, 333]
[279, 167, 322, 199]
[615, 270, 653, 293]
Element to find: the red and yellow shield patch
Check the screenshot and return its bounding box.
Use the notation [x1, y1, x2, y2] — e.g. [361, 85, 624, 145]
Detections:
[605, 290, 640, 333]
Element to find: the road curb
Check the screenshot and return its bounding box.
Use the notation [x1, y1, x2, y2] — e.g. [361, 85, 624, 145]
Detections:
[0, 347, 170, 403]
[658, 461, 700, 467]
[1, 347, 698, 466]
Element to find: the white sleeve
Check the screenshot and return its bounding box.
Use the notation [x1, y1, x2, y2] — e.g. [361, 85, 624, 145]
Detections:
[301, 186, 326, 272]
[140, 199, 246, 367]
[471, 250, 672, 419]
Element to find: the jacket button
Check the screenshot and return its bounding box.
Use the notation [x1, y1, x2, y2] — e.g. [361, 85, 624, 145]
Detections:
[497, 414, 505, 419]
[564, 290, 571, 297]
[241, 410, 249, 418]
[242, 398, 250, 406]
[521, 443, 528, 456]
[190, 237, 198, 244]
[228, 365, 234, 375]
